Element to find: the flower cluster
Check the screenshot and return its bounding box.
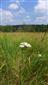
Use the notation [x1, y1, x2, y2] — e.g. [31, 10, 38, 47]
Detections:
[19, 42, 31, 48]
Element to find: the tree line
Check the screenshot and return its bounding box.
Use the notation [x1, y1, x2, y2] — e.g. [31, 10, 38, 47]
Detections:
[0, 25, 48, 32]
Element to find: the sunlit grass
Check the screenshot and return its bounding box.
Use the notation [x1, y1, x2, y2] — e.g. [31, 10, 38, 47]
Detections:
[0, 32, 48, 85]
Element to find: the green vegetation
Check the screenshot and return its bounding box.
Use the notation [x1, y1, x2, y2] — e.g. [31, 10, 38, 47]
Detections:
[0, 25, 48, 32]
[0, 33, 48, 85]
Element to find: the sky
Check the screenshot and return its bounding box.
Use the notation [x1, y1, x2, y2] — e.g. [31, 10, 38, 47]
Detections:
[0, 0, 48, 25]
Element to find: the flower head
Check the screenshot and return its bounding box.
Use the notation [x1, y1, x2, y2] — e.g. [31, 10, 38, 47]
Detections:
[19, 44, 24, 48]
[19, 42, 31, 48]
[38, 54, 42, 57]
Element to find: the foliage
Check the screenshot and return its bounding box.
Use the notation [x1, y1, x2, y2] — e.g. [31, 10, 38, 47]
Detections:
[0, 25, 48, 32]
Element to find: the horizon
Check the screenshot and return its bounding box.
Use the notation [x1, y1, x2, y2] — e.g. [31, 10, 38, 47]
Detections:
[0, 24, 48, 26]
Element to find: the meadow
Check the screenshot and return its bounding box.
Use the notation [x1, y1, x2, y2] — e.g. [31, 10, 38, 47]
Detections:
[0, 32, 48, 85]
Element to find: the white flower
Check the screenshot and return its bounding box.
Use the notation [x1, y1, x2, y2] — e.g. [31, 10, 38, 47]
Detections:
[27, 44, 31, 47]
[19, 42, 31, 48]
[19, 44, 24, 48]
[38, 54, 42, 57]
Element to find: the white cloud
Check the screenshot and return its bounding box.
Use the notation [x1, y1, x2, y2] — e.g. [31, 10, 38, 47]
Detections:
[0, 0, 34, 25]
[34, 0, 48, 24]
[17, 7, 26, 15]
[8, 3, 19, 9]
[16, 0, 24, 3]
[0, 9, 14, 25]
[36, 16, 48, 21]
[26, 16, 30, 19]
[34, 15, 48, 24]
[16, 0, 20, 4]
[35, 0, 48, 12]
[24, 15, 32, 24]
[0, 7, 29, 25]
[8, 0, 27, 15]
[8, 0, 25, 10]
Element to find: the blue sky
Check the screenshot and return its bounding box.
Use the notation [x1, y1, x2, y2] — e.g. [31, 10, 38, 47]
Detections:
[0, 0, 48, 25]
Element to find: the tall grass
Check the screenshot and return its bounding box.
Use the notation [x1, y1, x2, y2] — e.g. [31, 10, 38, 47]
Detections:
[0, 32, 48, 85]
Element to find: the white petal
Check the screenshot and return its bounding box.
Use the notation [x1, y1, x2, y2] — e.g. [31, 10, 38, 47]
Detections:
[19, 45, 24, 48]
[38, 54, 42, 57]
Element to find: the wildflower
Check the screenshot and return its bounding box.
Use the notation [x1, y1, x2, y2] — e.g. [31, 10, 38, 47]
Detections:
[38, 54, 42, 57]
[19, 42, 31, 48]
[19, 44, 24, 48]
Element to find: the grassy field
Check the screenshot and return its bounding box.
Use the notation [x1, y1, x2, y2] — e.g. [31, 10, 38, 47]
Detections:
[0, 32, 48, 85]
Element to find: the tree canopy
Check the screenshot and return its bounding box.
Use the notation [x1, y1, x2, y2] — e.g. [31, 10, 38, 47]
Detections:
[0, 25, 48, 32]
